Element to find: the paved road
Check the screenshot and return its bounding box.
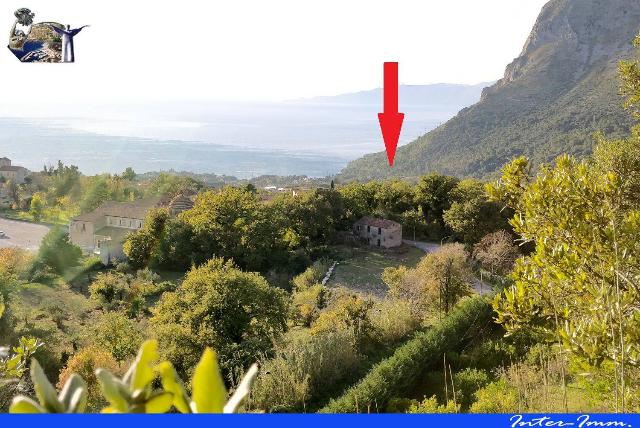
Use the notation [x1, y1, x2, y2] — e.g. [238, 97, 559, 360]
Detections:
[403, 239, 493, 296]
[0, 217, 50, 251]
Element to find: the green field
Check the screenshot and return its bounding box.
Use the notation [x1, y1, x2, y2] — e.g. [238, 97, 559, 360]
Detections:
[327, 244, 425, 297]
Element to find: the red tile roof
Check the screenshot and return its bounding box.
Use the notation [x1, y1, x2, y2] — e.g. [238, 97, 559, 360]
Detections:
[355, 216, 401, 229]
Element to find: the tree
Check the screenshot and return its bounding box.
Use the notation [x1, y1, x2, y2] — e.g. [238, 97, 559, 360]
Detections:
[33, 227, 81, 275]
[88, 272, 126, 306]
[271, 188, 344, 249]
[414, 173, 459, 227]
[122, 167, 137, 181]
[56, 347, 120, 411]
[29, 192, 45, 221]
[402, 206, 424, 241]
[310, 292, 374, 350]
[79, 178, 109, 213]
[443, 179, 509, 245]
[5, 180, 19, 208]
[150, 258, 288, 378]
[91, 312, 143, 362]
[374, 179, 414, 218]
[156, 219, 196, 270]
[487, 154, 640, 409]
[619, 34, 640, 120]
[338, 181, 377, 224]
[179, 187, 289, 270]
[473, 230, 519, 275]
[123, 209, 169, 268]
[385, 244, 473, 316]
[146, 173, 202, 197]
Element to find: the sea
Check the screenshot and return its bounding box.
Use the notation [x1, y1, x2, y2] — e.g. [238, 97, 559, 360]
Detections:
[0, 100, 465, 178]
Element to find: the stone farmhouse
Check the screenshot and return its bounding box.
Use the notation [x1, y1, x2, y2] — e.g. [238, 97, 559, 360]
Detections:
[353, 216, 402, 249]
[0, 157, 29, 184]
[69, 194, 194, 265]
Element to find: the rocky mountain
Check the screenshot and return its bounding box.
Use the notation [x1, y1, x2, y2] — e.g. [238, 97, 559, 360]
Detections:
[339, 0, 640, 181]
[292, 83, 491, 108]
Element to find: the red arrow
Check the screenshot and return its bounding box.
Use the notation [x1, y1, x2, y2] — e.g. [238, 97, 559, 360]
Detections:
[378, 62, 404, 167]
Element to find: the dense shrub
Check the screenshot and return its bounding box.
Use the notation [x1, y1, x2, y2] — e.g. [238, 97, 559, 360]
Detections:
[319, 297, 493, 413]
[31, 227, 82, 276]
[290, 285, 329, 327]
[310, 292, 374, 351]
[89, 312, 143, 362]
[291, 259, 330, 292]
[10, 340, 257, 413]
[408, 396, 459, 414]
[56, 347, 121, 411]
[469, 379, 518, 413]
[453, 368, 491, 411]
[0, 248, 33, 278]
[250, 330, 361, 412]
[383, 244, 473, 317]
[369, 299, 420, 345]
[472, 230, 519, 275]
[88, 272, 126, 307]
[150, 258, 288, 380]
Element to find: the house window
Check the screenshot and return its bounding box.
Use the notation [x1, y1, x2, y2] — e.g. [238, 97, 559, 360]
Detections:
[377, 239, 381, 247]
[82, 223, 86, 232]
[378, 227, 382, 234]
[367, 225, 370, 233]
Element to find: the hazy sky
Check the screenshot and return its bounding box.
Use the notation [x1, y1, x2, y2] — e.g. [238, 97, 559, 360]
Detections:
[1, 0, 548, 104]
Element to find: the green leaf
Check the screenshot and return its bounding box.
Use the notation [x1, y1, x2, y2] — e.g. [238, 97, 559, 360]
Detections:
[58, 373, 87, 413]
[224, 363, 258, 413]
[30, 359, 63, 413]
[144, 392, 174, 414]
[9, 396, 45, 413]
[67, 387, 87, 413]
[157, 361, 191, 413]
[191, 348, 226, 413]
[129, 340, 159, 392]
[96, 369, 129, 412]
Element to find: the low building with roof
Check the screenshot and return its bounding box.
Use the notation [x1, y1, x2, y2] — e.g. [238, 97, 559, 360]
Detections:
[353, 216, 402, 249]
[69, 194, 193, 265]
[0, 158, 29, 184]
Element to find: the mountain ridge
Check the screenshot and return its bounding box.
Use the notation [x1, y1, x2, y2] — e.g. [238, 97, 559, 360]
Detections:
[290, 82, 493, 107]
[339, 0, 640, 181]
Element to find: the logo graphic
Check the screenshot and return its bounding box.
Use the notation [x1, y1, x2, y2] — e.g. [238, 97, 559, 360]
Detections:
[7, 8, 88, 63]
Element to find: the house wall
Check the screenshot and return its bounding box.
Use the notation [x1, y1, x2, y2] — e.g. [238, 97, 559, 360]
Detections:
[69, 220, 98, 252]
[0, 169, 27, 184]
[380, 226, 402, 248]
[353, 223, 402, 249]
[95, 236, 126, 265]
[105, 216, 143, 229]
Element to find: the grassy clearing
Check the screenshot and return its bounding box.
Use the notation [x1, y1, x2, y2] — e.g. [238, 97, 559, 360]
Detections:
[327, 244, 425, 297]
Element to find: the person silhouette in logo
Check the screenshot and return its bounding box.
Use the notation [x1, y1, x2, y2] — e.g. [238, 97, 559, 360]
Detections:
[47, 24, 89, 62]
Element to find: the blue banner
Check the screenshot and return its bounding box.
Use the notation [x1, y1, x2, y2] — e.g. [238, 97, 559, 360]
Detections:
[0, 414, 638, 428]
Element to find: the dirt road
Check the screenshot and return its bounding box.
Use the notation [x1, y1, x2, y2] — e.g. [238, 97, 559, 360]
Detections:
[0, 217, 51, 251]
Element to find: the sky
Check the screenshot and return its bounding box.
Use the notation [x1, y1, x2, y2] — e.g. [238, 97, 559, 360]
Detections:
[0, 0, 549, 106]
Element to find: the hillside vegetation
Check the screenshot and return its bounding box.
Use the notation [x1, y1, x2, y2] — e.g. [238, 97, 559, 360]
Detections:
[339, 0, 640, 180]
